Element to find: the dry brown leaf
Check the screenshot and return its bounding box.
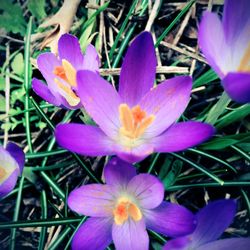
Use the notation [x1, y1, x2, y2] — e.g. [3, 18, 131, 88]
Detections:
[37, 0, 81, 53]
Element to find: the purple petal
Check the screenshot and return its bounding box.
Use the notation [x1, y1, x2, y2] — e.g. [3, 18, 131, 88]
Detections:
[68, 184, 116, 217]
[72, 217, 112, 250]
[191, 199, 236, 247]
[55, 124, 116, 157]
[139, 76, 192, 138]
[58, 34, 84, 70]
[127, 174, 164, 209]
[197, 238, 250, 250]
[145, 201, 196, 237]
[0, 146, 20, 197]
[82, 44, 100, 72]
[198, 11, 226, 78]
[0, 168, 19, 198]
[163, 237, 190, 250]
[37, 52, 61, 93]
[153, 121, 215, 153]
[222, 72, 250, 103]
[104, 157, 136, 187]
[112, 219, 149, 250]
[116, 142, 154, 163]
[6, 142, 25, 173]
[76, 70, 121, 139]
[222, 0, 250, 45]
[32, 78, 61, 106]
[119, 32, 157, 107]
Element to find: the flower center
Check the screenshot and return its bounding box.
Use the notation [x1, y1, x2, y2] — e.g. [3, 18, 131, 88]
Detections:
[53, 59, 77, 87]
[0, 166, 7, 183]
[53, 59, 80, 106]
[238, 42, 250, 72]
[119, 104, 155, 139]
[113, 198, 142, 225]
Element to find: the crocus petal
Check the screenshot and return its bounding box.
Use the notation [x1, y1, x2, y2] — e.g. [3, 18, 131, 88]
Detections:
[163, 237, 190, 250]
[127, 174, 164, 209]
[58, 34, 84, 69]
[116, 141, 154, 163]
[119, 32, 157, 107]
[37, 52, 61, 93]
[82, 44, 100, 72]
[76, 70, 121, 139]
[68, 184, 116, 217]
[191, 199, 236, 247]
[222, 72, 250, 103]
[153, 121, 215, 153]
[197, 238, 250, 250]
[32, 78, 61, 106]
[222, 0, 250, 45]
[0, 146, 19, 189]
[55, 124, 116, 156]
[145, 201, 196, 237]
[139, 76, 192, 138]
[112, 219, 149, 250]
[198, 11, 227, 77]
[6, 142, 25, 173]
[104, 157, 136, 187]
[0, 169, 19, 198]
[72, 217, 112, 250]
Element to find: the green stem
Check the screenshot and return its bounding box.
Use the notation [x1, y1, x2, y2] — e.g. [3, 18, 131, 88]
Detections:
[24, 17, 33, 152]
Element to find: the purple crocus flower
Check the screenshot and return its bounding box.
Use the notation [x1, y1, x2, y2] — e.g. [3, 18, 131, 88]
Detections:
[198, 0, 250, 103]
[68, 157, 196, 250]
[164, 199, 250, 250]
[32, 34, 99, 109]
[0, 142, 25, 197]
[55, 32, 214, 163]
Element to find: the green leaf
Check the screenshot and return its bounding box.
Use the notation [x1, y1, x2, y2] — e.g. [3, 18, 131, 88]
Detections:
[193, 69, 218, 88]
[0, 94, 5, 112]
[23, 167, 38, 184]
[11, 53, 24, 76]
[205, 92, 231, 124]
[216, 104, 250, 129]
[0, 76, 5, 91]
[201, 138, 238, 150]
[11, 88, 26, 105]
[200, 133, 250, 150]
[0, 1, 26, 35]
[28, 0, 46, 20]
[162, 160, 183, 189]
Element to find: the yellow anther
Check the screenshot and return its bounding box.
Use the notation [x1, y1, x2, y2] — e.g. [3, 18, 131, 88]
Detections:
[62, 59, 77, 87]
[119, 104, 134, 132]
[238, 42, 250, 72]
[113, 199, 142, 225]
[119, 103, 155, 139]
[134, 115, 155, 138]
[54, 78, 80, 106]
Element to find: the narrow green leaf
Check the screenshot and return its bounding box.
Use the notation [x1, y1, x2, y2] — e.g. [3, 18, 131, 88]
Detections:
[205, 92, 231, 124]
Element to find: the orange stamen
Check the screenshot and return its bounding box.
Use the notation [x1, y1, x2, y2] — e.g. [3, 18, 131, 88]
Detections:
[54, 79, 80, 106]
[53, 60, 77, 86]
[53, 66, 68, 82]
[113, 199, 142, 225]
[119, 103, 155, 139]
